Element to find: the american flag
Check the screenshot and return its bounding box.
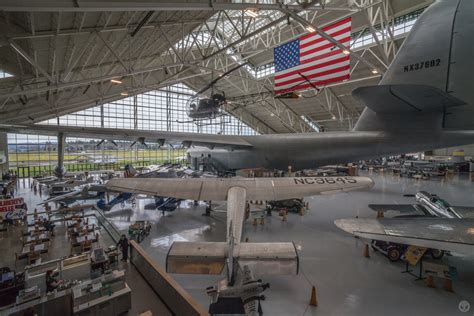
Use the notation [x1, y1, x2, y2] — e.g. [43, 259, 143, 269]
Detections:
[273, 17, 352, 94]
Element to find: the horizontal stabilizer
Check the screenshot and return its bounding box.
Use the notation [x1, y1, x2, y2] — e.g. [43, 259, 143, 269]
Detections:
[166, 241, 299, 276]
[335, 218, 474, 254]
[166, 242, 227, 275]
[236, 242, 299, 276]
[353, 85, 465, 113]
[106, 176, 374, 201]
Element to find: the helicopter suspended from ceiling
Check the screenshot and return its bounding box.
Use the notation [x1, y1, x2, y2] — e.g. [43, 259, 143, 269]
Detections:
[184, 62, 249, 122]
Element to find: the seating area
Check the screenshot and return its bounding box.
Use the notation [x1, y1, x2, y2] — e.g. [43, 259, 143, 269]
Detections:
[6, 204, 104, 271]
[0, 181, 139, 315]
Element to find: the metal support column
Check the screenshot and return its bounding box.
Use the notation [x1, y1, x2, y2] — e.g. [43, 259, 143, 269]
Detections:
[0, 132, 9, 175]
[56, 132, 66, 178]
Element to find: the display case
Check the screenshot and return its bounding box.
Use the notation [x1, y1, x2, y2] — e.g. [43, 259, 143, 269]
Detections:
[72, 270, 131, 315]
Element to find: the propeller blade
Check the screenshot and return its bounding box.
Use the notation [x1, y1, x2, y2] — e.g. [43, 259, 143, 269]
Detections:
[195, 62, 249, 96]
[96, 139, 105, 147]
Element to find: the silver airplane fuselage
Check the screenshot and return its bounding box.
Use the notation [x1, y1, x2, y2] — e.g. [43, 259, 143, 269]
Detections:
[415, 191, 462, 219]
[189, 0, 474, 172]
[188, 130, 474, 171]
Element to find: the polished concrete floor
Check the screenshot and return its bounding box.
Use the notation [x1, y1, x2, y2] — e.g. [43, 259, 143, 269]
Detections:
[101, 171, 474, 316]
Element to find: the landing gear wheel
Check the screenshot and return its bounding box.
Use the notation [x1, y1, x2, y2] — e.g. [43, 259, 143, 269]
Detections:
[387, 246, 401, 262]
[430, 249, 445, 260]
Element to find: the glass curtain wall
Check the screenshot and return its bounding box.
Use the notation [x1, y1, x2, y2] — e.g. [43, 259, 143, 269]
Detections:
[8, 83, 257, 177]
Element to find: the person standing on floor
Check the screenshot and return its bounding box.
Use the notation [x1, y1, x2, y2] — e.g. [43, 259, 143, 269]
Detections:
[117, 234, 130, 262]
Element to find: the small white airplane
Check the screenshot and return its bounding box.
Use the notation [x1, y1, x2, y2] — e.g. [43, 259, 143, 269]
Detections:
[106, 175, 374, 315]
[335, 217, 474, 255]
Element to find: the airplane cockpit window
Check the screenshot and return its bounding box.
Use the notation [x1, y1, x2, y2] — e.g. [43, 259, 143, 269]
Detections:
[436, 199, 450, 208]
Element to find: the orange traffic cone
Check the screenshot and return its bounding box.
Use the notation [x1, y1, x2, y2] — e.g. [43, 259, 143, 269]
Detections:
[376, 211, 384, 219]
[309, 286, 318, 306]
[443, 279, 454, 292]
[363, 244, 370, 258]
[426, 275, 435, 288]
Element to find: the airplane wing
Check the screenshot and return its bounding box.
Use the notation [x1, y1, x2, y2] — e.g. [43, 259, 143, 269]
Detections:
[105, 176, 374, 201]
[38, 184, 114, 204]
[368, 204, 428, 214]
[0, 124, 252, 149]
[38, 189, 83, 204]
[334, 218, 474, 254]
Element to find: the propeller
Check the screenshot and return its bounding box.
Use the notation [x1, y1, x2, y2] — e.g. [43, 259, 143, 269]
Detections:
[195, 62, 249, 96]
[96, 139, 118, 148]
[130, 137, 148, 148]
[257, 295, 265, 316]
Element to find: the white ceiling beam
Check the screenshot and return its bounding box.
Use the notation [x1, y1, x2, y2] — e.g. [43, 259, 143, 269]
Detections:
[96, 31, 129, 72]
[0, 1, 359, 12]
[9, 41, 55, 83]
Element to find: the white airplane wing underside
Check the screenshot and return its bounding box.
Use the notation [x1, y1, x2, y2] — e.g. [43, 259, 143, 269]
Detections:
[105, 176, 374, 202]
[0, 124, 253, 149]
[335, 218, 474, 254]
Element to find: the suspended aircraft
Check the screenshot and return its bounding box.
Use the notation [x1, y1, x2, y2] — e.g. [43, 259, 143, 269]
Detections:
[185, 62, 249, 122]
[41, 163, 209, 212]
[1, 1, 473, 173]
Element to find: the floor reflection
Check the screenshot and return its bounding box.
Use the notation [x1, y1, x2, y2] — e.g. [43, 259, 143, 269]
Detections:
[150, 225, 211, 250]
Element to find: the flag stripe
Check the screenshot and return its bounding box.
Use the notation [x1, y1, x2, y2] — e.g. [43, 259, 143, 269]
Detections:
[275, 55, 349, 80]
[274, 74, 351, 94]
[301, 48, 346, 65]
[274, 17, 351, 94]
[299, 17, 352, 41]
[275, 63, 351, 91]
[300, 21, 351, 46]
[275, 63, 350, 88]
[275, 41, 350, 78]
[275, 68, 352, 91]
[300, 36, 351, 57]
[300, 26, 351, 49]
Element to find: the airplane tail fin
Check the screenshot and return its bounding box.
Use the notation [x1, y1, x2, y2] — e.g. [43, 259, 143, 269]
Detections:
[124, 164, 137, 178]
[354, 0, 474, 132]
[166, 241, 299, 276]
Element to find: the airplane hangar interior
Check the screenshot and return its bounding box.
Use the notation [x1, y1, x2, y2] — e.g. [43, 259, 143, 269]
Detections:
[0, 0, 473, 315]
